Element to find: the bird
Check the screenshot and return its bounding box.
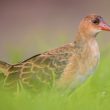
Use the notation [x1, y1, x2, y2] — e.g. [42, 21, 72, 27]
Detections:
[0, 14, 110, 92]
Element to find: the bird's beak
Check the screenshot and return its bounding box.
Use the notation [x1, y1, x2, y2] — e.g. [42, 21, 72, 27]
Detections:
[99, 19, 110, 31]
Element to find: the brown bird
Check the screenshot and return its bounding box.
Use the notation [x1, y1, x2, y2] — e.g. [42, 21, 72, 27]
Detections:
[0, 14, 110, 91]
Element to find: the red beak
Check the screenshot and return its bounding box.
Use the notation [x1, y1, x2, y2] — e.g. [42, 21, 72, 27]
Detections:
[99, 19, 110, 31]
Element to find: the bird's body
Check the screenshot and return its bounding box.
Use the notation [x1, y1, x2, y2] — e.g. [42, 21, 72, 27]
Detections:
[0, 14, 110, 91]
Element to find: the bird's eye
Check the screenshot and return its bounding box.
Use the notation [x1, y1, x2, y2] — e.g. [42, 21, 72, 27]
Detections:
[92, 18, 100, 25]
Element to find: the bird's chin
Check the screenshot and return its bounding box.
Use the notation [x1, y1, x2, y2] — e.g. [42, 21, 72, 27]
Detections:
[91, 29, 101, 36]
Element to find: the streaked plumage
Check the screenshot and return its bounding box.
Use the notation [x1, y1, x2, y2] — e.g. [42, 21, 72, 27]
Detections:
[0, 14, 110, 91]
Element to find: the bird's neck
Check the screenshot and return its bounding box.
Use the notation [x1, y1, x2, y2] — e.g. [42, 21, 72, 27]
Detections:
[75, 30, 97, 42]
[73, 30, 98, 50]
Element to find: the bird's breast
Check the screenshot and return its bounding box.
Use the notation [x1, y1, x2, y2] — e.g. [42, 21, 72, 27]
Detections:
[81, 39, 100, 76]
[57, 39, 100, 89]
[88, 39, 100, 59]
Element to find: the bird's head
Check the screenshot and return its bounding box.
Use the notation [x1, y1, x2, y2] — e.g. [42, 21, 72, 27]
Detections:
[79, 14, 110, 36]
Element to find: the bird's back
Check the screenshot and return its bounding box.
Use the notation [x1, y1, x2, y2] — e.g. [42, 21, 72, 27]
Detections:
[0, 43, 74, 91]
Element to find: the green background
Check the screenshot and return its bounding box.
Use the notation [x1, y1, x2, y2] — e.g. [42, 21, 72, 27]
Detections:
[0, 0, 110, 110]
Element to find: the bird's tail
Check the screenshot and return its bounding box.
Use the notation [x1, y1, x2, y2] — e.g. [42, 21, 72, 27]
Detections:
[0, 61, 11, 75]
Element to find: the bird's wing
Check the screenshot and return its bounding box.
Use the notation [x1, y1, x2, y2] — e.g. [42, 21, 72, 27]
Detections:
[3, 43, 74, 90]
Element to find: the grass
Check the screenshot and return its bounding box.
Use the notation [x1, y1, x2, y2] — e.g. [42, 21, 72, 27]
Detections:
[0, 47, 110, 110]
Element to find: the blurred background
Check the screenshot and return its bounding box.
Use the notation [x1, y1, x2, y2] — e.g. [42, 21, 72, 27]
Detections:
[0, 0, 110, 63]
